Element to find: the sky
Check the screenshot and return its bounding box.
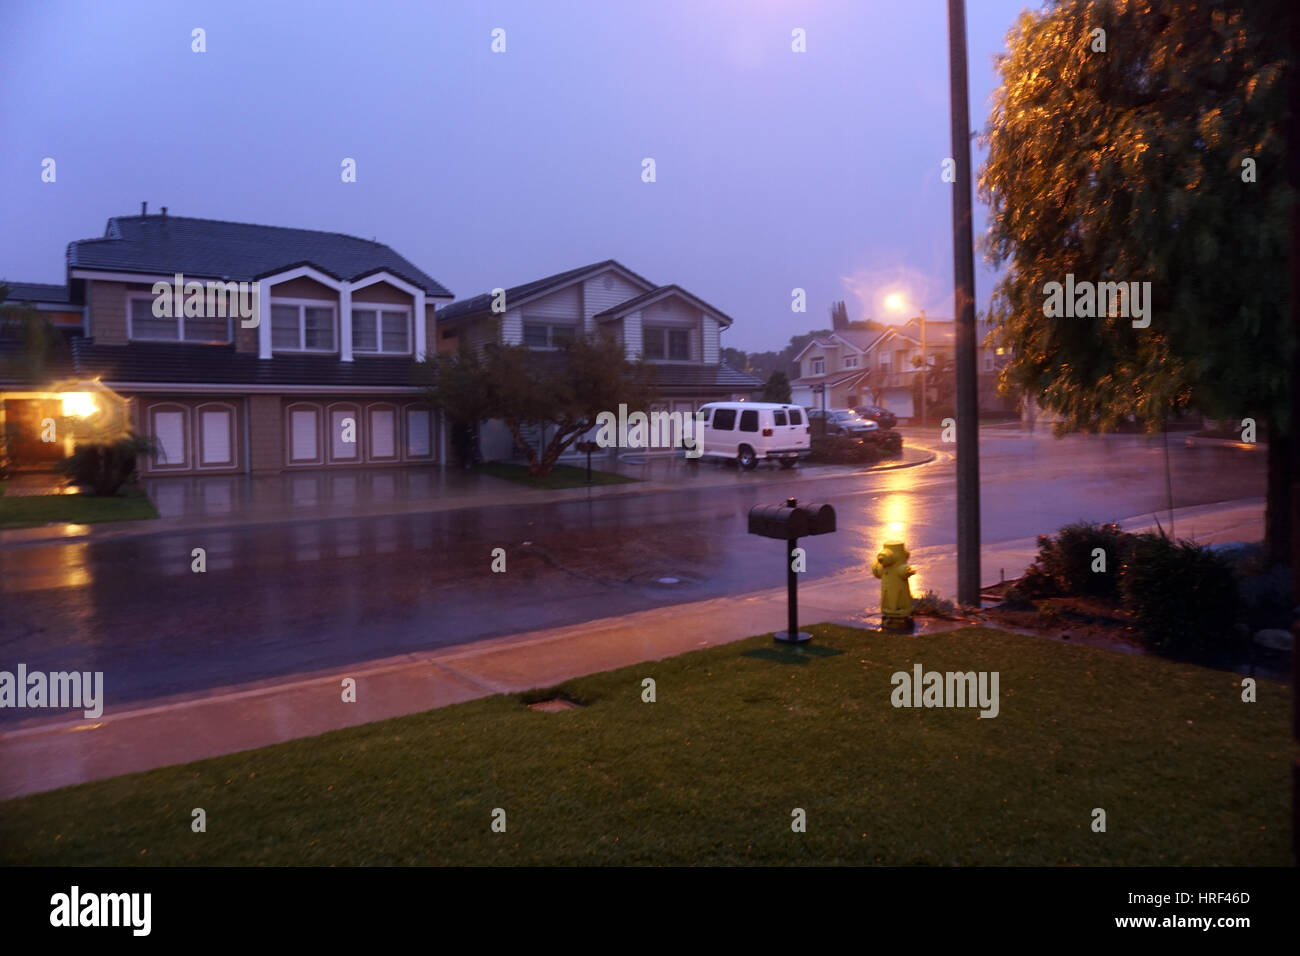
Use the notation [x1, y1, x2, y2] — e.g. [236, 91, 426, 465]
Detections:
[0, 0, 1038, 353]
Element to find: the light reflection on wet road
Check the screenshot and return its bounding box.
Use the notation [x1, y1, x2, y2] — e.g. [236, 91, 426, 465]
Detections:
[0, 433, 1264, 715]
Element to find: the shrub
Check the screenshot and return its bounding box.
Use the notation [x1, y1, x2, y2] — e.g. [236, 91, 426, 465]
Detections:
[866, 429, 903, 458]
[914, 589, 958, 618]
[807, 435, 882, 466]
[1118, 533, 1240, 658]
[1010, 523, 1128, 599]
[58, 432, 158, 497]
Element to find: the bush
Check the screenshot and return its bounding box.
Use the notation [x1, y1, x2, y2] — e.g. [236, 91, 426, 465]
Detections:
[1035, 521, 1129, 598]
[866, 429, 903, 457]
[58, 432, 158, 497]
[1118, 533, 1241, 658]
[914, 589, 958, 618]
[807, 435, 882, 466]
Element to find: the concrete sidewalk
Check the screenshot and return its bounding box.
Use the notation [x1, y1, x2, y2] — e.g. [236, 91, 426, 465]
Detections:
[0, 496, 1263, 800]
[0, 446, 937, 549]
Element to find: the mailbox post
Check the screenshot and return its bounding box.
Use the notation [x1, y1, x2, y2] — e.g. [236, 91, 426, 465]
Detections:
[747, 497, 836, 643]
[575, 440, 599, 484]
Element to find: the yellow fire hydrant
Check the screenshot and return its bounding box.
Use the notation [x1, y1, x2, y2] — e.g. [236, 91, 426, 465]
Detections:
[872, 540, 915, 631]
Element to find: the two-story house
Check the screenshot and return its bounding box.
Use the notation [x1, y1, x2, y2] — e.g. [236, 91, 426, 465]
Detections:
[435, 260, 761, 460]
[790, 317, 1011, 420]
[1, 209, 454, 476]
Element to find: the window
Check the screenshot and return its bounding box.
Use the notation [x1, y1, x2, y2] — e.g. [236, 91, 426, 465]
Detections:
[739, 409, 758, 432]
[788, 409, 803, 425]
[522, 321, 576, 349]
[352, 309, 410, 354]
[880, 352, 892, 370]
[843, 355, 858, 369]
[643, 327, 690, 360]
[811, 358, 825, 375]
[984, 354, 995, 372]
[773, 410, 787, 426]
[272, 302, 335, 351]
[129, 296, 231, 343]
[367, 404, 398, 460]
[712, 408, 737, 430]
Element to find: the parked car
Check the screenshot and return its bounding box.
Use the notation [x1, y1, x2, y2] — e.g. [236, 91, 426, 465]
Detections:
[807, 408, 880, 439]
[854, 404, 898, 429]
[696, 402, 811, 470]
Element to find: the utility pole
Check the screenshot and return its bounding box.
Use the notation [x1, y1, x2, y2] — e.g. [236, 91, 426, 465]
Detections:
[947, 0, 981, 607]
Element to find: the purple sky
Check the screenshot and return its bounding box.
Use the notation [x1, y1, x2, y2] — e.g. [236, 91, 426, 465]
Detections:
[0, 0, 1036, 353]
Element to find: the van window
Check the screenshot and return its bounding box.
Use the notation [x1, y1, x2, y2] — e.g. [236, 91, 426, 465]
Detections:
[788, 409, 803, 425]
[773, 410, 787, 426]
[713, 408, 736, 430]
[700, 407, 713, 423]
[739, 409, 758, 432]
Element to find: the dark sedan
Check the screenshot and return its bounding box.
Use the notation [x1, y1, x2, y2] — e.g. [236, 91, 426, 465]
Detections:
[854, 404, 898, 429]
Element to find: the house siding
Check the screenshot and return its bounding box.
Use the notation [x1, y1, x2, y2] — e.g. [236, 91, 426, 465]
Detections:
[270, 276, 336, 300]
[351, 282, 411, 306]
[583, 270, 648, 326]
[623, 310, 643, 357]
[88, 280, 129, 345]
[702, 319, 719, 364]
[248, 394, 284, 474]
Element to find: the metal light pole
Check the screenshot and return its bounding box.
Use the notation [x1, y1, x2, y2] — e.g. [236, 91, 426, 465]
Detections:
[919, 307, 927, 426]
[948, 0, 982, 607]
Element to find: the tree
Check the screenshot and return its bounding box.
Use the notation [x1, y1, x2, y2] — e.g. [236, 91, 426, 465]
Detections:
[421, 340, 492, 467]
[979, 0, 1295, 561]
[829, 300, 849, 331]
[426, 330, 651, 477]
[761, 370, 792, 403]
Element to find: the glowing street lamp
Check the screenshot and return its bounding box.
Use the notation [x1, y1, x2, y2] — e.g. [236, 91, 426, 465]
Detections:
[61, 392, 99, 419]
[885, 294, 927, 426]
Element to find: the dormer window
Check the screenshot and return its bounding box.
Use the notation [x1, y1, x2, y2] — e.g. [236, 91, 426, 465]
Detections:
[644, 327, 690, 361]
[271, 301, 336, 352]
[352, 307, 410, 354]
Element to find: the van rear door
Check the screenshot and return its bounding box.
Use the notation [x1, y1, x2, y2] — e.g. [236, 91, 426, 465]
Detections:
[785, 407, 809, 450]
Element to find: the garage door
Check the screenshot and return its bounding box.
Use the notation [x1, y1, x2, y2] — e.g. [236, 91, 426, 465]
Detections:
[287, 405, 322, 464]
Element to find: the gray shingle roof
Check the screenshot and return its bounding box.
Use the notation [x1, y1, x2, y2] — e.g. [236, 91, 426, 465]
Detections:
[437, 260, 655, 322]
[3, 282, 73, 304]
[67, 215, 452, 297]
[591, 284, 736, 328]
[646, 360, 762, 390]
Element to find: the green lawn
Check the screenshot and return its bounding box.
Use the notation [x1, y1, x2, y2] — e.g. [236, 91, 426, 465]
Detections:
[475, 460, 639, 489]
[0, 625, 1289, 866]
[0, 486, 158, 529]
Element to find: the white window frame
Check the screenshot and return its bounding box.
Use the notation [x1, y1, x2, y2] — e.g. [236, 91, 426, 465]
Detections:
[843, 354, 858, 369]
[270, 298, 337, 353]
[126, 292, 233, 344]
[521, 318, 578, 350]
[365, 402, 400, 462]
[643, 326, 691, 362]
[350, 305, 412, 356]
[811, 357, 825, 375]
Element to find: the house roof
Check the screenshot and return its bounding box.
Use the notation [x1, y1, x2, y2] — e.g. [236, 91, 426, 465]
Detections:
[647, 360, 760, 389]
[591, 284, 736, 328]
[790, 368, 872, 390]
[3, 282, 74, 305]
[62, 340, 425, 389]
[437, 260, 656, 323]
[67, 214, 453, 297]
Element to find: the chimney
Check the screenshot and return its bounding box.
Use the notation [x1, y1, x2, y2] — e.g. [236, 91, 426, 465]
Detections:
[160, 206, 168, 217]
[141, 201, 147, 216]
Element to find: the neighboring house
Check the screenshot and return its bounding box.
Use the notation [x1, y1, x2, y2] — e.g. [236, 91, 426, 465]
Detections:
[1, 209, 453, 475]
[791, 317, 1012, 420]
[435, 260, 762, 460]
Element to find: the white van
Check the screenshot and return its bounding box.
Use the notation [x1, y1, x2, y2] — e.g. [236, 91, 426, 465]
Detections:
[695, 402, 811, 470]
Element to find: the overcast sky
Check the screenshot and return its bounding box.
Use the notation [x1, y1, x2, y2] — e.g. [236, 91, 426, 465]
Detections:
[1, 0, 1036, 353]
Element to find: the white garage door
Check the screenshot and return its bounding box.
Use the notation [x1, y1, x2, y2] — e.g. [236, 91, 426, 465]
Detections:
[152, 409, 188, 468]
[199, 408, 233, 467]
[330, 408, 358, 461]
[368, 407, 396, 460]
[289, 407, 321, 463]
[406, 407, 431, 458]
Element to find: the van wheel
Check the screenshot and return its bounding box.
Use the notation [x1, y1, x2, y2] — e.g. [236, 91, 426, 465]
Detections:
[738, 446, 758, 470]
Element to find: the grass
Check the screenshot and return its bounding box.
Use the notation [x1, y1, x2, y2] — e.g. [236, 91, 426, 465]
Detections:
[0, 625, 1290, 866]
[475, 460, 639, 489]
[0, 486, 158, 529]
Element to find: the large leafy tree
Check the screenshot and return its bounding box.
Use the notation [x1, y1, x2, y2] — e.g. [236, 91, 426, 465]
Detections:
[425, 330, 651, 477]
[980, 0, 1295, 560]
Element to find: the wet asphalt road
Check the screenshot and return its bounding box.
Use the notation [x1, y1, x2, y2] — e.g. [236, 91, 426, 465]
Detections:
[0, 432, 1265, 717]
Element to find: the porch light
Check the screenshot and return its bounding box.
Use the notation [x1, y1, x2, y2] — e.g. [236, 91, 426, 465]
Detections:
[61, 392, 99, 418]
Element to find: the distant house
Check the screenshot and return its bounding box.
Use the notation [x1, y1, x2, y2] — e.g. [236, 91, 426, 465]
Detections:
[2, 209, 453, 475]
[790, 317, 1012, 420]
[435, 260, 762, 460]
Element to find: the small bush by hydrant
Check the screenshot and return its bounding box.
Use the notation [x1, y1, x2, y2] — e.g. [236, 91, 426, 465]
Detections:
[872, 540, 916, 631]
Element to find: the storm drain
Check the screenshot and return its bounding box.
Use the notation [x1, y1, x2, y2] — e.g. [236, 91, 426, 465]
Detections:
[523, 692, 585, 712]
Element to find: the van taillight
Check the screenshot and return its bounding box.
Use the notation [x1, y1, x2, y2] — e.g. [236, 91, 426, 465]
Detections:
[762, 428, 773, 436]
[805, 426, 810, 433]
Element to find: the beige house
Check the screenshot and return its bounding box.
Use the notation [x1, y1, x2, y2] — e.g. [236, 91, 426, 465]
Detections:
[790, 318, 1011, 420]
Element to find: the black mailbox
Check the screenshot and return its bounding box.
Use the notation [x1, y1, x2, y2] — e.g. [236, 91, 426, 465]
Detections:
[748, 498, 836, 540]
[746, 498, 838, 644]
